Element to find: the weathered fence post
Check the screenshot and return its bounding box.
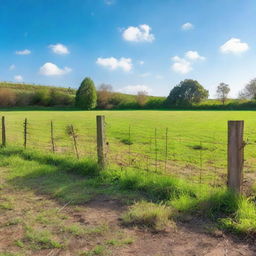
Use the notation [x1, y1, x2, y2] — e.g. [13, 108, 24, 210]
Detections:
[228, 120, 244, 193]
[50, 121, 55, 153]
[96, 115, 106, 168]
[2, 116, 6, 147]
[24, 118, 27, 149]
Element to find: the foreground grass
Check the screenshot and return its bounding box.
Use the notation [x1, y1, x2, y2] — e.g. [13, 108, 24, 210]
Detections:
[0, 146, 256, 237]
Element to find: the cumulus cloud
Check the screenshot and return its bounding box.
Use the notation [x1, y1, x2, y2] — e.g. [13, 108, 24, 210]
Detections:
[9, 64, 15, 71]
[185, 51, 205, 61]
[96, 57, 132, 72]
[171, 50, 205, 74]
[49, 43, 69, 55]
[181, 22, 194, 30]
[14, 75, 23, 82]
[15, 49, 31, 55]
[39, 62, 72, 76]
[171, 56, 192, 74]
[220, 38, 249, 54]
[122, 24, 155, 42]
[118, 85, 152, 94]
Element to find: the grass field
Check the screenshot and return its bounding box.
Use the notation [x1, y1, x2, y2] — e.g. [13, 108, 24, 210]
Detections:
[1, 110, 256, 186]
[1, 110, 256, 255]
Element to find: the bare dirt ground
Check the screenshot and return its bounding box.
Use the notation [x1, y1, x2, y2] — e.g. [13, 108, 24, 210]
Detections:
[1, 182, 256, 256]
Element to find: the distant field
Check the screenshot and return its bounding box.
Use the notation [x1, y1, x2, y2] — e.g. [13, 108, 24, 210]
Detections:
[1, 110, 256, 186]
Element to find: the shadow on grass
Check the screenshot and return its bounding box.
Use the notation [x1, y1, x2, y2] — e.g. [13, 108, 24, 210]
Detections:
[0, 147, 143, 205]
[0, 147, 255, 239]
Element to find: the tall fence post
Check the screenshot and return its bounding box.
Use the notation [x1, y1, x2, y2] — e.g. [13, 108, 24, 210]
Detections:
[2, 116, 6, 147]
[96, 115, 106, 168]
[228, 120, 244, 193]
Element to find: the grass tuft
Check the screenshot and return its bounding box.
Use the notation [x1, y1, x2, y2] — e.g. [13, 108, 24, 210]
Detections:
[122, 201, 173, 232]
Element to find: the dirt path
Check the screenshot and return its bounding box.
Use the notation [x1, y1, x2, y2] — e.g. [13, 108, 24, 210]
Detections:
[0, 171, 255, 255]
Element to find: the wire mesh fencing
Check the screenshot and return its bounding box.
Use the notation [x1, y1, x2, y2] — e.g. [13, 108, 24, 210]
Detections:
[1, 116, 256, 189]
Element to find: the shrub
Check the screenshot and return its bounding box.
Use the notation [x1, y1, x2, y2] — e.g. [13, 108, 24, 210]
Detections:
[15, 92, 34, 106]
[76, 77, 97, 109]
[31, 90, 50, 106]
[0, 88, 16, 106]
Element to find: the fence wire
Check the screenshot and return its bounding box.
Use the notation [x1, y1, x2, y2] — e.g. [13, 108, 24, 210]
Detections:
[2, 117, 256, 188]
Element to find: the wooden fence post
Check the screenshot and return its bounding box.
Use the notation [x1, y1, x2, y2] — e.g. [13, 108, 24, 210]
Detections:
[24, 118, 27, 149]
[228, 120, 244, 193]
[96, 115, 106, 168]
[2, 116, 6, 147]
[50, 121, 55, 153]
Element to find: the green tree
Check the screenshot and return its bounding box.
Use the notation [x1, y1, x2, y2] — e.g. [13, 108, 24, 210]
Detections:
[75, 77, 97, 109]
[216, 83, 230, 104]
[239, 78, 256, 99]
[166, 79, 209, 106]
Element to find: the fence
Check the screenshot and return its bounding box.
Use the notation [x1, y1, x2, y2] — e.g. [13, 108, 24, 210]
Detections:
[1, 115, 254, 193]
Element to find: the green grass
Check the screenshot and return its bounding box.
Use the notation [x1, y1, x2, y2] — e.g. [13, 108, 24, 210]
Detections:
[1, 109, 256, 186]
[0, 146, 256, 237]
[122, 201, 173, 231]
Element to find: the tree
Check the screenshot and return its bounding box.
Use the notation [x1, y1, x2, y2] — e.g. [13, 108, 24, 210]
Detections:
[239, 78, 256, 99]
[166, 79, 209, 106]
[136, 91, 148, 107]
[216, 83, 230, 104]
[97, 84, 113, 109]
[75, 77, 97, 109]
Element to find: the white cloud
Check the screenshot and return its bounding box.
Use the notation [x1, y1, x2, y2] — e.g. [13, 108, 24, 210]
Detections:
[118, 85, 152, 94]
[9, 64, 15, 71]
[181, 22, 194, 31]
[96, 57, 132, 72]
[185, 51, 205, 61]
[49, 43, 69, 55]
[39, 62, 72, 76]
[220, 38, 249, 54]
[138, 60, 144, 65]
[15, 49, 31, 55]
[14, 75, 23, 82]
[171, 56, 192, 74]
[122, 24, 155, 42]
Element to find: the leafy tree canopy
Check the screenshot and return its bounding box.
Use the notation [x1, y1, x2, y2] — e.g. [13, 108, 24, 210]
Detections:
[75, 77, 97, 109]
[166, 79, 209, 106]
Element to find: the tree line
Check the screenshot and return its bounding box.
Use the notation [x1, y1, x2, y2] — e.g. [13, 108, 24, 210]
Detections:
[75, 77, 256, 109]
[1, 77, 256, 109]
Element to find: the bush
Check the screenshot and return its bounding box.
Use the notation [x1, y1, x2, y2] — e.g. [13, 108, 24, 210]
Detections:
[15, 92, 34, 106]
[76, 78, 97, 109]
[0, 88, 16, 106]
[31, 90, 50, 106]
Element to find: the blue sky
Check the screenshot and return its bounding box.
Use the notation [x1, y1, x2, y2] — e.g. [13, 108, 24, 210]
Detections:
[0, 0, 255, 97]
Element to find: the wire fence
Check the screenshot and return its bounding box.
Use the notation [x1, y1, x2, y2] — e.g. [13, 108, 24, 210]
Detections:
[1, 115, 256, 189]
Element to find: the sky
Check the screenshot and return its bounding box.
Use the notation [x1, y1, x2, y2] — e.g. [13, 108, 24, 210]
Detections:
[0, 0, 255, 98]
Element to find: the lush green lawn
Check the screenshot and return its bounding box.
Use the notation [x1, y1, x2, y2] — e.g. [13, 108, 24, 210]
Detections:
[1, 110, 256, 185]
